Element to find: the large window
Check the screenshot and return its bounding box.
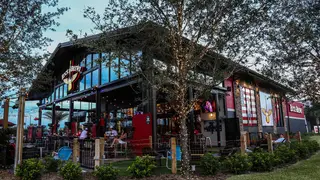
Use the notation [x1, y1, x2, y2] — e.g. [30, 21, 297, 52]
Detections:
[63, 84, 68, 97]
[92, 53, 99, 67]
[80, 77, 85, 91]
[120, 59, 130, 78]
[110, 56, 119, 81]
[86, 54, 92, 69]
[92, 69, 99, 87]
[85, 73, 91, 89]
[101, 53, 109, 84]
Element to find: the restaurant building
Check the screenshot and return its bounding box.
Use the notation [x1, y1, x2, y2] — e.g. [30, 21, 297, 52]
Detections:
[28, 24, 307, 148]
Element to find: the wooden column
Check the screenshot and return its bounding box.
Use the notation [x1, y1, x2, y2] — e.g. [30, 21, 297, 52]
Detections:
[240, 132, 247, 155]
[94, 138, 104, 168]
[246, 132, 250, 147]
[267, 133, 273, 154]
[73, 138, 80, 163]
[14, 89, 26, 173]
[171, 137, 177, 174]
[297, 131, 302, 143]
[3, 98, 9, 129]
[285, 131, 290, 142]
[149, 135, 153, 149]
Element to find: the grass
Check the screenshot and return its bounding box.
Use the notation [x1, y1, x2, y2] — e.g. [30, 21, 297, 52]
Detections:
[227, 136, 320, 180]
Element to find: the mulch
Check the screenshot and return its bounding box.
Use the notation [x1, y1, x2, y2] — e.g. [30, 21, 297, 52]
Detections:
[0, 170, 229, 180]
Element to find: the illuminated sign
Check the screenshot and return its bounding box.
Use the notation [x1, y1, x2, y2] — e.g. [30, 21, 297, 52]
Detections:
[289, 104, 302, 114]
[62, 60, 85, 91]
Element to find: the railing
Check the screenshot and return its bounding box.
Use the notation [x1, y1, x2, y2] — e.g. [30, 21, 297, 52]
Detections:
[79, 139, 95, 169]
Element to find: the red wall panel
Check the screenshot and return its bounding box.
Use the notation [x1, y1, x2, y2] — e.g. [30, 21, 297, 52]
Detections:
[224, 78, 235, 110]
[131, 113, 152, 156]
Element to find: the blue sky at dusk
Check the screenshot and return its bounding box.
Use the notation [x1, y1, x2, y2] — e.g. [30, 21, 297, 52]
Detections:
[0, 0, 107, 127]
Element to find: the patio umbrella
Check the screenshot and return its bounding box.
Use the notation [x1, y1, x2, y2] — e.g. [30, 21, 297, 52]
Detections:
[0, 119, 16, 127]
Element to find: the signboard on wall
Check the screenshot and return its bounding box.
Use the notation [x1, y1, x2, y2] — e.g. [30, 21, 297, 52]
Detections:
[289, 104, 302, 114]
[259, 91, 274, 126]
[62, 60, 85, 92]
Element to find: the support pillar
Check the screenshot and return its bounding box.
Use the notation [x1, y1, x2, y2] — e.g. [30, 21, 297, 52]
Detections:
[38, 100, 42, 126]
[52, 104, 56, 134]
[14, 89, 26, 173]
[150, 87, 157, 150]
[3, 98, 9, 129]
[96, 90, 102, 136]
[215, 93, 221, 147]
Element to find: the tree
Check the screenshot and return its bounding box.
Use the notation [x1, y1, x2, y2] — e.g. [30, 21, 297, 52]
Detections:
[0, 0, 68, 97]
[68, 0, 278, 175]
[258, 1, 320, 103]
[43, 111, 69, 127]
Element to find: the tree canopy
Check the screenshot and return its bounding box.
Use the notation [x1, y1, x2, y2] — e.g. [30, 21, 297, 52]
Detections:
[258, 0, 320, 103]
[0, 0, 68, 98]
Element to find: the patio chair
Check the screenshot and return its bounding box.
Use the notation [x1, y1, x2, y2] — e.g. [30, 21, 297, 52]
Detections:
[53, 146, 72, 161]
[166, 145, 181, 170]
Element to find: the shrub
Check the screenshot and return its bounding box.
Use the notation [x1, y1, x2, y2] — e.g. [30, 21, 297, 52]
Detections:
[94, 164, 119, 180]
[127, 155, 156, 178]
[59, 161, 82, 180]
[200, 153, 221, 175]
[16, 158, 44, 180]
[43, 156, 62, 172]
[290, 142, 310, 159]
[223, 153, 252, 174]
[274, 145, 298, 164]
[304, 140, 320, 153]
[249, 152, 277, 172]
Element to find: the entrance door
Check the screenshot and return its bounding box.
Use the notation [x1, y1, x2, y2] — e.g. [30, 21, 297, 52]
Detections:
[224, 118, 240, 141]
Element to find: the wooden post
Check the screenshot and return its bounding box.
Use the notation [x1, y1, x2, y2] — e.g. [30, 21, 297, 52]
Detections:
[285, 131, 290, 142]
[246, 132, 250, 147]
[94, 138, 101, 168]
[73, 138, 80, 163]
[3, 98, 9, 129]
[267, 133, 273, 154]
[149, 135, 152, 149]
[14, 89, 26, 174]
[171, 137, 177, 174]
[297, 131, 302, 143]
[240, 133, 247, 155]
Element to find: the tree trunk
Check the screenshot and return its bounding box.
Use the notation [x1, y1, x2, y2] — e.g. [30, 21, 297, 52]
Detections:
[179, 113, 190, 176]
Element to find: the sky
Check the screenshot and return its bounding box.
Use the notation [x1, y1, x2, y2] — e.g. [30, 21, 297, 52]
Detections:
[0, 0, 108, 128]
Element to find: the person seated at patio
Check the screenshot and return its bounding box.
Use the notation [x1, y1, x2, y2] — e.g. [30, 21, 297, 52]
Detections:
[79, 128, 88, 139]
[110, 130, 127, 148]
[273, 134, 286, 144]
[104, 127, 118, 141]
[76, 129, 82, 137]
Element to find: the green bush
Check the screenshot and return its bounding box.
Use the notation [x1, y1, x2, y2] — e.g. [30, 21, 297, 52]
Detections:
[223, 153, 252, 174]
[290, 142, 310, 159]
[59, 161, 82, 180]
[16, 158, 44, 180]
[94, 164, 119, 180]
[43, 156, 62, 172]
[304, 140, 320, 153]
[127, 155, 156, 178]
[200, 153, 221, 175]
[249, 152, 277, 172]
[274, 145, 298, 164]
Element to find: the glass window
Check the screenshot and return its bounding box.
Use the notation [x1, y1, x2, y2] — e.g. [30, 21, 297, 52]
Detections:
[73, 101, 81, 110]
[55, 87, 59, 100]
[86, 54, 92, 69]
[81, 102, 89, 110]
[92, 69, 99, 87]
[101, 53, 109, 84]
[85, 73, 91, 89]
[80, 76, 85, 91]
[92, 53, 99, 67]
[63, 84, 68, 97]
[131, 51, 142, 74]
[120, 59, 130, 78]
[60, 86, 63, 98]
[110, 55, 119, 82]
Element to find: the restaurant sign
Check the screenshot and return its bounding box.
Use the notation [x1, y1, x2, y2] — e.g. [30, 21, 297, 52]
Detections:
[289, 104, 302, 114]
[62, 60, 85, 91]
